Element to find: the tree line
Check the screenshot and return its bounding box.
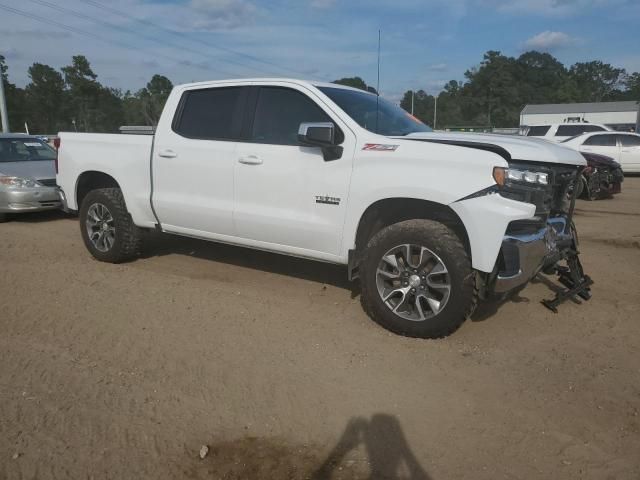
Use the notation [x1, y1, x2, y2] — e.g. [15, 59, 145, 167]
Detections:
[397, 51, 640, 128]
[1, 54, 172, 134]
[1, 50, 639, 134]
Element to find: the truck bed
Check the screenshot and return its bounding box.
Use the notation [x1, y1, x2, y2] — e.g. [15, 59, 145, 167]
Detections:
[56, 132, 157, 228]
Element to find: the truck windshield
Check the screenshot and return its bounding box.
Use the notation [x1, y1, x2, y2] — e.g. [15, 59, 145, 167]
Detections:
[0, 138, 56, 162]
[318, 86, 432, 136]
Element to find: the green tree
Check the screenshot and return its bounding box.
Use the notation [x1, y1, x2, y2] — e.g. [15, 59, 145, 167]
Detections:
[569, 61, 626, 102]
[463, 51, 521, 127]
[333, 76, 377, 94]
[61, 55, 125, 132]
[24, 63, 66, 133]
[138, 74, 173, 125]
[122, 90, 146, 126]
[0, 55, 27, 132]
[516, 51, 576, 104]
[400, 89, 434, 126]
[617, 72, 640, 101]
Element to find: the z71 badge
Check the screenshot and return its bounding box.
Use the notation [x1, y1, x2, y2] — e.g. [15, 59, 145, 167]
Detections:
[362, 143, 399, 151]
[315, 195, 341, 205]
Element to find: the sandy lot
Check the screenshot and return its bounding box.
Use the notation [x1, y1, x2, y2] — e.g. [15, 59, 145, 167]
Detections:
[1, 179, 639, 480]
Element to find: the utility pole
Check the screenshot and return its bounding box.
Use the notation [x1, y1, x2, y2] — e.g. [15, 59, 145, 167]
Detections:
[0, 73, 9, 133]
[433, 95, 438, 130]
[411, 91, 414, 115]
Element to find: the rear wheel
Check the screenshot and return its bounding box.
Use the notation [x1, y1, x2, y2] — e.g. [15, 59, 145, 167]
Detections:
[79, 188, 142, 263]
[360, 219, 477, 339]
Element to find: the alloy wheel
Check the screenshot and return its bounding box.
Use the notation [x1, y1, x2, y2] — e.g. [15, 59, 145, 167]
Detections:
[86, 203, 116, 252]
[375, 244, 451, 321]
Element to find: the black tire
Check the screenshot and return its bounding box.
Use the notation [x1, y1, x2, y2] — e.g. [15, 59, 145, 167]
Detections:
[360, 219, 477, 339]
[0, 213, 9, 223]
[79, 188, 142, 263]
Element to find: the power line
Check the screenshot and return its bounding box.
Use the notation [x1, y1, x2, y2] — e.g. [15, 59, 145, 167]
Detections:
[0, 3, 235, 78]
[77, 0, 322, 79]
[26, 0, 277, 78]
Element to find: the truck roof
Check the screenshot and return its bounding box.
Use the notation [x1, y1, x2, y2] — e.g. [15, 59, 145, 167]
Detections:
[174, 78, 371, 94]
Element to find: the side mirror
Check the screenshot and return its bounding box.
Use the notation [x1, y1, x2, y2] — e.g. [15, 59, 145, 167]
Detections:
[298, 122, 343, 161]
[298, 122, 335, 147]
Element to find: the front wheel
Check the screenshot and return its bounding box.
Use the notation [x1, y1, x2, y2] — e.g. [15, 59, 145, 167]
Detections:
[79, 188, 142, 263]
[360, 219, 477, 339]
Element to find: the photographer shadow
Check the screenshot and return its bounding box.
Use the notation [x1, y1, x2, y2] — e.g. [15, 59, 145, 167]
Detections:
[313, 414, 431, 480]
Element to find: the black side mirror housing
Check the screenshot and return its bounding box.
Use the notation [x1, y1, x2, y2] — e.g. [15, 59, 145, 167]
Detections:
[298, 122, 343, 161]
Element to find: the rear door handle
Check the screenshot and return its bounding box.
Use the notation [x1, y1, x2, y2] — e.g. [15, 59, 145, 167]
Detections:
[158, 149, 177, 158]
[238, 155, 263, 165]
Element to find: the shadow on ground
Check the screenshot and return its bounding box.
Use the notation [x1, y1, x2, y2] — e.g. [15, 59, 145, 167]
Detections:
[185, 414, 431, 480]
[142, 231, 357, 294]
[2, 210, 71, 223]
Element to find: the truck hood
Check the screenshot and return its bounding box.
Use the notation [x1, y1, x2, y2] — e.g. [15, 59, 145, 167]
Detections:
[401, 132, 586, 167]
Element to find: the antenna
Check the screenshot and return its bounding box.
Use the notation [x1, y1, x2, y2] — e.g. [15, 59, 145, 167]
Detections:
[375, 29, 381, 133]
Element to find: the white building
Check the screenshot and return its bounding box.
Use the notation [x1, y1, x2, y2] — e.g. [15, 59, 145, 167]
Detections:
[520, 101, 639, 132]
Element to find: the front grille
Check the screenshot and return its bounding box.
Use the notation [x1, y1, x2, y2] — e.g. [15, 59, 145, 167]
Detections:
[504, 161, 581, 218]
[38, 178, 57, 187]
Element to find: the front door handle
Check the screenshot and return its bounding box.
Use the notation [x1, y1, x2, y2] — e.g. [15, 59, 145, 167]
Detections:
[238, 155, 263, 165]
[158, 149, 177, 158]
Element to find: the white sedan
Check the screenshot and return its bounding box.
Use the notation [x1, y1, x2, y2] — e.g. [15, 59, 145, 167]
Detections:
[562, 131, 640, 173]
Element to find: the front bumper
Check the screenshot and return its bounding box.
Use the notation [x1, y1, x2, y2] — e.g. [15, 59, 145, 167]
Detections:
[0, 186, 62, 213]
[492, 217, 572, 293]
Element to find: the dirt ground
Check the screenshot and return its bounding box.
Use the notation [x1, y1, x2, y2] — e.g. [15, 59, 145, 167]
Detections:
[1, 178, 639, 480]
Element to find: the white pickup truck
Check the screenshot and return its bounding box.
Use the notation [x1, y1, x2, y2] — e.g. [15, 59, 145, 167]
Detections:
[56, 78, 588, 338]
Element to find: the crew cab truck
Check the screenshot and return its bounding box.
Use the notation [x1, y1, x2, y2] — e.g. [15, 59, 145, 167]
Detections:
[56, 79, 586, 338]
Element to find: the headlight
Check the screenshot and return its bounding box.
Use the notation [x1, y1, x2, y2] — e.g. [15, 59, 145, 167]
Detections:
[493, 167, 548, 186]
[0, 176, 40, 188]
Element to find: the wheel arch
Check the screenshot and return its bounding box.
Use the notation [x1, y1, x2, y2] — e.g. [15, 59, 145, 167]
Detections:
[75, 171, 121, 209]
[349, 197, 471, 279]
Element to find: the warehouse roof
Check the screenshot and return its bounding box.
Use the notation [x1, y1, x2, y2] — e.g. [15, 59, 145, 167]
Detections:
[521, 101, 639, 115]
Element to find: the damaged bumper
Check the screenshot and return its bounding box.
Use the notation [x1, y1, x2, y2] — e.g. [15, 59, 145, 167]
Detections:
[492, 217, 571, 293]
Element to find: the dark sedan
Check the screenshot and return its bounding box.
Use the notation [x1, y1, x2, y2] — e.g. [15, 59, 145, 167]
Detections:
[578, 151, 624, 200]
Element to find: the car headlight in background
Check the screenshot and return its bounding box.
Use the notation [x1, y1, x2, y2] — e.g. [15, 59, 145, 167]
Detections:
[0, 176, 40, 188]
[493, 167, 548, 186]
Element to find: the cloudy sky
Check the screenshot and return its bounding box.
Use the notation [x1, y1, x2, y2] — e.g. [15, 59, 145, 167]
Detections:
[1, 0, 639, 102]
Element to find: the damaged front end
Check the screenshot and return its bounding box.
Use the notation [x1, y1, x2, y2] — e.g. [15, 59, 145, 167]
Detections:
[487, 161, 593, 310]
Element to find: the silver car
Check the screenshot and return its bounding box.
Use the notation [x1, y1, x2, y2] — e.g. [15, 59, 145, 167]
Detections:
[0, 134, 62, 222]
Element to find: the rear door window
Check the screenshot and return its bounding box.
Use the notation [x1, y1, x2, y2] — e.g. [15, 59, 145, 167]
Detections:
[583, 134, 617, 147]
[173, 87, 244, 140]
[619, 135, 640, 147]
